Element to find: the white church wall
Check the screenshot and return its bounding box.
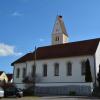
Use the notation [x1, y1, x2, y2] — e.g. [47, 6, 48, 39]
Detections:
[36, 55, 95, 83]
[13, 55, 95, 89]
[13, 63, 26, 84]
[95, 41, 100, 75]
[13, 61, 34, 83]
[36, 82, 93, 89]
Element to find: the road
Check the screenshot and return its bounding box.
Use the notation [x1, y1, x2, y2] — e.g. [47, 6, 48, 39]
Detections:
[1, 96, 100, 100]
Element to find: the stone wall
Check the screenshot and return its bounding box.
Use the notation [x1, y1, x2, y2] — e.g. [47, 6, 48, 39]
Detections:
[35, 85, 93, 96]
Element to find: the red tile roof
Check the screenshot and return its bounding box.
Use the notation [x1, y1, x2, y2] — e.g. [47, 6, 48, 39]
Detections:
[11, 38, 100, 66]
[0, 71, 4, 75]
[6, 74, 13, 82]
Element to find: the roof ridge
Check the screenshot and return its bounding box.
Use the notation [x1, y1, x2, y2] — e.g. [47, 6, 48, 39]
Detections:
[58, 16, 69, 36]
[11, 38, 100, 66]
[37, 38, 100, 49]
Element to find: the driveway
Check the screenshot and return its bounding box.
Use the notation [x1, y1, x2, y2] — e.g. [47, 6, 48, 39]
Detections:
[1, 96, 100, 100]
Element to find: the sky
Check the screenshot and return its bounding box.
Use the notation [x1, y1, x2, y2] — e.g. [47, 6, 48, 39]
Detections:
[0, 0, 100, 73]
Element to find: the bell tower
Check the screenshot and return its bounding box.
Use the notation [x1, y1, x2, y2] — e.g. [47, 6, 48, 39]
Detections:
[52, 15, 69, 45]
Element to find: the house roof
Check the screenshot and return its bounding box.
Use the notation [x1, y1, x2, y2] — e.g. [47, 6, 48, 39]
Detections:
[6, 74, 13, 82]
[57, 16, 68, 36]
[0, 71, 4, 75]
[11, 38, 100, 66]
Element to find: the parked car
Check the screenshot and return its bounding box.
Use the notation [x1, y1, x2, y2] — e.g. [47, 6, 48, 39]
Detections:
[0, 87, 4, 98]
[4, 86, 23, 98]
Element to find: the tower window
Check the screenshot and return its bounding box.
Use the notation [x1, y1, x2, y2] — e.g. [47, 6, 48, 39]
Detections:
[55, 37, 59, 41]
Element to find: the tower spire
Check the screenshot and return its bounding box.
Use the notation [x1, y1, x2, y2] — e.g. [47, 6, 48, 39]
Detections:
[52, 15, 69, 45]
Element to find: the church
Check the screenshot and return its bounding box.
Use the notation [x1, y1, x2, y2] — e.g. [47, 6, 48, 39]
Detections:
[11, 16, 100, 95]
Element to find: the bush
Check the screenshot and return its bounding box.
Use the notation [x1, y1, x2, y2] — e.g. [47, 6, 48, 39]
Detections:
[69, 91, 76, 96]
[92, 87, 100, 96]
[23, 86, 35, 96]
[85, 59, 92, 82]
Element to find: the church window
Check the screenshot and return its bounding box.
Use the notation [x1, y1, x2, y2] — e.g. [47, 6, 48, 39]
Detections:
[55, 37, 59, 41]
[81, 61, 86, 75]
[32, 64, 36, 77]
[54, 63, 59, 76]
[67, 62, 72, 76]
[22, 68, 26, 78]
[16, 68, 20, 78]
[43, 64, 47, 77]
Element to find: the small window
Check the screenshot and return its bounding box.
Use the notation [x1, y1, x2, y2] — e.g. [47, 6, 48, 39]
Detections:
[16, 68, 20, 78]
[23, 68, 26, 78]
[55, 37, 59, 41]
[43, 64, 47, 77]
[54, 63, 59, 76]
[81, 61, 86, 75]
[67, 62, 72, 76]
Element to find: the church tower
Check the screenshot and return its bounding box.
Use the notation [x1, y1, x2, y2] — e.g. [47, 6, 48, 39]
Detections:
[52, 15, 69, 45]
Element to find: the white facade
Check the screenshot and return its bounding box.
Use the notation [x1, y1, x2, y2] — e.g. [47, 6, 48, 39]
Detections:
[0, 72, 8, 83]
[95, 42, 100, 74]
[13, 55, 96, 89]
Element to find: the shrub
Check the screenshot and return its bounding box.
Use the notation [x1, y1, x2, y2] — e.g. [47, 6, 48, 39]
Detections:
[85, 59, 92, 82]
[97, 65, 100, 88]
[69, 91, 76, 96]
[23, 86, 35, 96]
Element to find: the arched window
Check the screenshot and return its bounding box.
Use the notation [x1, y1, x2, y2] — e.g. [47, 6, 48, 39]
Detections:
[16, 68, 20, 78]
[81, 61, 86, 75]
[22, 68, 26, 78]
[32, 64, 36, 77]
[66, 62, 72, 76]
[54, 63, 59, 76]
[55, 37, 59, 41]
[43, 64, 47, 77]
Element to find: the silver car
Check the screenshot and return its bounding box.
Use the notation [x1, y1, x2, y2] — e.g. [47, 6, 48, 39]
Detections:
[0, 87, 4, 98]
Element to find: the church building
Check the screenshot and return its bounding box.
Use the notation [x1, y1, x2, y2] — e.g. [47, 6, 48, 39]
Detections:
[12, 16, 100, 95]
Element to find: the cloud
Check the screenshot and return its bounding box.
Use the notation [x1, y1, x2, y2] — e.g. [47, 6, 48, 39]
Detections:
[11, 12, 23, 16]
[0, 43, 22, 56]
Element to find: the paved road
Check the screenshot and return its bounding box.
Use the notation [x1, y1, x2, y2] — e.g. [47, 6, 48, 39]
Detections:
[38, 96, 100, 100]
[1, 96, 100, 100]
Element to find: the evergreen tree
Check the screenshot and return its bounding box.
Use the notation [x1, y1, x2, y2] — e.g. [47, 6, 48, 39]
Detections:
[97, 65, 100, 88]
[85, 59, 92, 82]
